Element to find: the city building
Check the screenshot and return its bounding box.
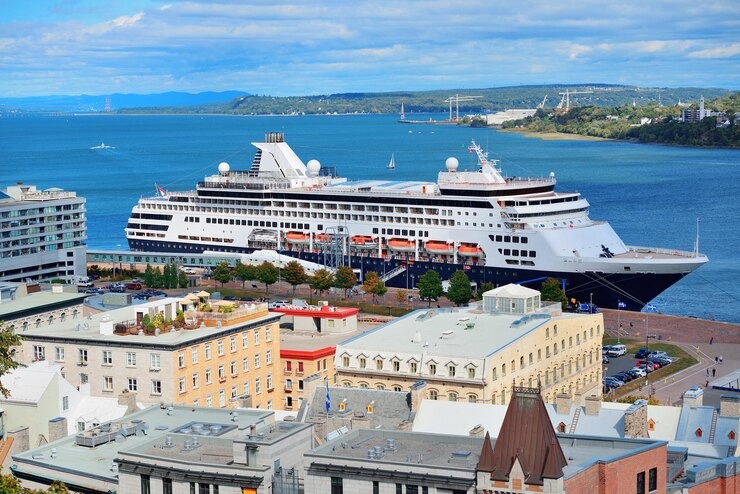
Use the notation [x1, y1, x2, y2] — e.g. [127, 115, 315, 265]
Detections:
[10, 404, 313, 494]
[334, 284, 603, 405]
[0, 183, 87, 283]
[277, 303, 361, 410]
[0, 282, 87, 334]
[17, 297, 283, 410]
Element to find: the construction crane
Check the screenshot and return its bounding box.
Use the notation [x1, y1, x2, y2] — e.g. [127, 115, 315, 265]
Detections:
[444, 94, 482, 121]
[556, 89, 593, 109]
[537, 95, 548, 109]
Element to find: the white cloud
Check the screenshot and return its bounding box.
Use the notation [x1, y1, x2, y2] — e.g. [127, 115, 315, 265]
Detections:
[689, 43, 740, 59]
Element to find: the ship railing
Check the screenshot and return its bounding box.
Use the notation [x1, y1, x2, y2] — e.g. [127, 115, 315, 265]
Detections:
[198, 180, 290, 191]
[626, 246, 703, 258]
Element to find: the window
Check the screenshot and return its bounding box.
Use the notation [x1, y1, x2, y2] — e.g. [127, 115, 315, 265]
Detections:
[492, 367, 498, 380]
[429, 389, 438, 400]
[62, 395, 69, 411]
[179, 377, 186, 393]
[191, 348, 199, 364]
[636, 471, 645, 494]
[267, 374, 273, 390]
[219, 390, 225, 407]
[297, 361, 304, 373]
[359, 358, 366, 369]
[410, 362, 417, 373]
[231, 361, 237, 376]
[150, 353, 160, 370]
[33, 345, 45, 361]
[331, 477, 343, 494]
[242, 332, 249, 348]
[141, 474, 151, 494]
[205, 368, 212, 384]
[54, 347, 65, 361]
[178, 352, 185, 368]
[448, 365, 456, 377]
[217, 340, 224, 356]
[205, 344, 212, 360]
[218, 365, 225, 380]
[468, 367, 475, 379]
[192, 373, 199, 388]
[163, 478, 172, 494]
[126, 352, 137, 367]
[393, 360, 400, 371]
[206, 395, 212, 407]
[128, 378, 138, 392]
[255, 377, 261, 394]
[286, 379, 293, 391]
[649, 467, 657, 491]
[254, 353, 261, 368]
[502, 363, 506, 376]
[104, 376, 113, 391]
[342, 356, 349, 367]
[80, 373, 88, 384]
[152, 380, 162, 395]
[265, 327, 272, 341]
[243, 357, 249, 372]
[254, 329, 260, 346]
[448, 392, 458, 402]
[230, 336, 236, 352]
[286, 361, 292, 372]
[266, 349, 272, 365]
[376, 359, 383, 370]
[429, 363, 436, 375]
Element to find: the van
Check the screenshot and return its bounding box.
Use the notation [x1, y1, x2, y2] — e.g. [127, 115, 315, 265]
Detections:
[607, 344, 627, 357]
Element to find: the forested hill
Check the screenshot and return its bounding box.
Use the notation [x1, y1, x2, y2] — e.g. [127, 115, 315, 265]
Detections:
[500, 93, 739, 148]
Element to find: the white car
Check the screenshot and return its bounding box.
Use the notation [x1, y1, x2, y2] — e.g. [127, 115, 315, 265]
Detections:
[630, 367, 647, 377]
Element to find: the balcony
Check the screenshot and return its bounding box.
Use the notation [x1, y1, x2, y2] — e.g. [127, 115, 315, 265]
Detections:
[218, 376, 227, 383]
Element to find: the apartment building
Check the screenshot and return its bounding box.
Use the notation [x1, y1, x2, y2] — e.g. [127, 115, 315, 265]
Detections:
[0, 183, 86, 282]
[335, 284, 603, 405]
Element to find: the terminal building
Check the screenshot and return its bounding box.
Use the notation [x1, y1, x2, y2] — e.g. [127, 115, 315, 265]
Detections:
[334, 284, 603, 405]
[0, 183, 87, 283]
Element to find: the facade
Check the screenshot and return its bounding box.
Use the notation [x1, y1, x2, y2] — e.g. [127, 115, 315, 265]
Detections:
[17, 297, 284, 410]
[11, 405, 313, 494]
[335, 284, 603, 405]
[277, 303, 361, 410]
[0, 282, 87, 334]
[0, 183, 87, 282]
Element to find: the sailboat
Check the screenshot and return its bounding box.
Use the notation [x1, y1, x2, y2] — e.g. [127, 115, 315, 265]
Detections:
[387, 153, 395, 170]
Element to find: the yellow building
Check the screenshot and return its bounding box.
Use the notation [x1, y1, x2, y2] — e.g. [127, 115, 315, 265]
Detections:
[18, 297, 283, 410]
[334, 284, 603, 405]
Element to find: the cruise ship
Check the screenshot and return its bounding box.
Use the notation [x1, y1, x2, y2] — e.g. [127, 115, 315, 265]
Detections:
[125, 132, 707, 311]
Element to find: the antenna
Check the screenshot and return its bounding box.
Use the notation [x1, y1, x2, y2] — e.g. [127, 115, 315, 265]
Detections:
[694, 218, 700, 257]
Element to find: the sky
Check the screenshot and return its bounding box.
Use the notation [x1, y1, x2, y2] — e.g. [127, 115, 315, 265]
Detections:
[0, 0, 738, 97]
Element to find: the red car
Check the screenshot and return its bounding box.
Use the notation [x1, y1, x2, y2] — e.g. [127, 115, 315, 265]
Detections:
[125, 282, 142, 290]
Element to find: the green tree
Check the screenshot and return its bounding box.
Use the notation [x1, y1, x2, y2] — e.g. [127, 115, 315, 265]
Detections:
[362, 271, 387, 304]
[309, 268, 335, 299]
[256, 261, 279, 293]
[143, 263, 155, 287]
[334, 266, 357, 299]
[282, 260, 308, 296]
[446, 270, 472, 306]
[540, 277, 568, 309]
[417, 270, 444, 306]
[178, 270, 189, 289]
[150, 266, 164, 289]
[0, 321, 23, 397]
[234, 261, 257, 288]
[212, 262, 233, 287]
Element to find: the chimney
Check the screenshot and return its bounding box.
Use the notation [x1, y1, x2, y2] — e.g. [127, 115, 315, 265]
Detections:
[720, 395, 740, 417]
[682, 385, 704, 408]
[410, 380, 427, 412]
[623, 400, 649, 438]
[584, 395, 602, 416]
[48, 417, 68, 442]
[302, 373, 325, 411]
[555, 393, 572, 415]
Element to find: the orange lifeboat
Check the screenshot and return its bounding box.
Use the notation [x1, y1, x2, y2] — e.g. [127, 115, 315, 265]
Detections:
[285, 231, 311, 245]
[387, 238, 416, 252]
[458, 243, 484, 257]
[425, 241, 454, 255]
[314, 233, 332, 244]
[350, 235, 378, 249]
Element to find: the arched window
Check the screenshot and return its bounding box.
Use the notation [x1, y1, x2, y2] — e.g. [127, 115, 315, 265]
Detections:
[448, 392, 458, 402]
[392, 385, 402, 392]
[376, 384, 385, 390]
[468, 394, 477, 403]
[520, 356, 524, 368]
[558, 422, 566, 433]
[428, 389, 438, 400]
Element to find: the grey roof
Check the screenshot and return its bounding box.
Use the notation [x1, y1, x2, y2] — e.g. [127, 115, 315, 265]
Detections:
[0, 290, 87, 320]
[675, 405, 716, 443]
[337, 306, 572, 359]
[306, 386, 412, 429]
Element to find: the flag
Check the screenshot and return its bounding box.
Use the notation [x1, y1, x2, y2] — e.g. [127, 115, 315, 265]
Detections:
[646, 303, 657, 312]
[618, 301, 627, 309]
[463, 265, 471, 270]
[156, 184, 166, 197]
[325, 380, 331, 413]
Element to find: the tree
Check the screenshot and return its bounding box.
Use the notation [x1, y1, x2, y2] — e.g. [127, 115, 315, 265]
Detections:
[256, 261, 279, 293]
[334, 266, 357, 299]
[362, 271, 387, 304]
[212, 262, 233, 287]
[149, 266, 163, 289]
[446, 270, 472, 306]
[0, 321, 23, 397]
[417, 270, 444, 306]
[309, 269, 335, 299]
[282, 261, 308, 296]
[234, 261, 257, 288]
[396, 289, 408, 305]
[540, 277, 568, 309]
[178, 270, 189, 289]
[143, 263, 155, 287]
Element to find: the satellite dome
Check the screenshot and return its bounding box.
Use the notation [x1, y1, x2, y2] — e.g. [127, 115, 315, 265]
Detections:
[306, 159, 321, 177]
[445, 157, 459, 172]
[218, 162, 230, 174]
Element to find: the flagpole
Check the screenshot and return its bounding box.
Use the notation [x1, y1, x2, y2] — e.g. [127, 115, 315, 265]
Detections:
[617, 301, 621, 344]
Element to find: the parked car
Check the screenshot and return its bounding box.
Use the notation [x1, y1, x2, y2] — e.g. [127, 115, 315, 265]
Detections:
[125, 282, 142, 290]
[602, 355, 610, 364]
[630, 367, 647, 377]
[604, 377, 625, 388]
[602, 345, 613, 355]
[614, 372, 634, 382]
[648, 351, 668, 359]
[635, 348, 650, 359]
[268, 300, 289, 309]
[607, 344, 627, 357]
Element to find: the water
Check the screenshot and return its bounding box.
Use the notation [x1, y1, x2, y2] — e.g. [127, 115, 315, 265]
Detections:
[1, 113, 738, 323]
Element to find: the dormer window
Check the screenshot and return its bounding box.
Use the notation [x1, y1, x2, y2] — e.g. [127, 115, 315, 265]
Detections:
[648, 419, 655, 431]
[558, 422, 566, 433]
[729, 430, 736, 440]
[695, 428, 703, 438]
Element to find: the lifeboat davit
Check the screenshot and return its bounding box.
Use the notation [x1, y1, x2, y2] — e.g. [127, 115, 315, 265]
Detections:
[387, 238, 416, 252]
[314, 233, 332, 244]
[458, 243, 484, 257]
[425, 241, 454, 255]
[285, 231, 311, 245]
[350, 235, 378, 249]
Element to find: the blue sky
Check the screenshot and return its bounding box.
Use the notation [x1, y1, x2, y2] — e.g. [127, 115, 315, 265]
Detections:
[1, 0, 738, 97]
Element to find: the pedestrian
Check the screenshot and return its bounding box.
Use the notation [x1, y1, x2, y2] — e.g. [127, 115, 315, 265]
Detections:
[715, 356, 719, 364]
[705, 380, 709, 388]
[710, 336, 714, 345]
[719, 356, 723, 364]
[712, 367, 716, 377]
[706, 368, 710, 377]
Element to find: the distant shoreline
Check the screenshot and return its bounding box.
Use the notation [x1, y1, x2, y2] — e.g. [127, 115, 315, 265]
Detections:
[501, 128, 611, 141]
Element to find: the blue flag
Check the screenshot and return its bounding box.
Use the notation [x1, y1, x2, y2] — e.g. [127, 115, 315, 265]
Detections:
[646, 303, 657, 312]
[618, 301, 627, 309]
[325, 380, 331, 412]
